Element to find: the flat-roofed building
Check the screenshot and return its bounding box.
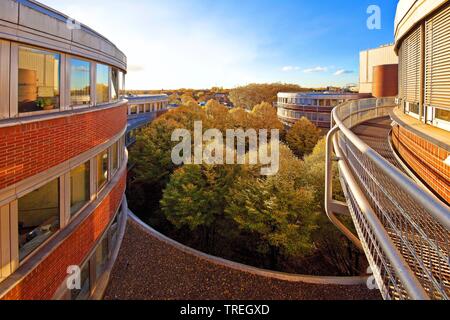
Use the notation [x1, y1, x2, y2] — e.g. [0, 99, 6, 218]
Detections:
[126, 94, 169, 146]
[276, 92, 360, 131]
[359, 44, 399, 96]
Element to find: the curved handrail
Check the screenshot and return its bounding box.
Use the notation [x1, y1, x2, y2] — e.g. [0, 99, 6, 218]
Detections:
[332, 99, 450, 230]
[326, 97, 450, 299]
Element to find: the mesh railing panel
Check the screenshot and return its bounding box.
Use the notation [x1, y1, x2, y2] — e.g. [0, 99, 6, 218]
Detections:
[335, 98, 450, 300]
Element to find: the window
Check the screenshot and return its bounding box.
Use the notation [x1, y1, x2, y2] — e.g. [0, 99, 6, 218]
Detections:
[118, 71, 125, 96]
[110, 209, 121, 250]
[18, 46, 60, 113]
[139, 104, 144, 113]
[70, 58, 91, 106]
[96, 64, 109, 104]
[18, 179, 60, 261]
[70, 162, 90, 217]
[436, 109, 450, 122]
[130, 105, 137, 115]
[97, 150, 109, 191]
[111, 142, 119, 173]
[111, 68, 119, 101]
[71, 262, 90, 300]
[95, 237, 109, 279]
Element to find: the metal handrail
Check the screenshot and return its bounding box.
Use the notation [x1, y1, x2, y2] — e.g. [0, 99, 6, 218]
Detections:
[332, 99, 450, 231]
[325, 97, 450, 299]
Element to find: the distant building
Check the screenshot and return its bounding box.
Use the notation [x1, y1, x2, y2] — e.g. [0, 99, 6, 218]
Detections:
[359, 44, 398, 97]
[126, 94, 169, 146]
[276, 92, 360, 130]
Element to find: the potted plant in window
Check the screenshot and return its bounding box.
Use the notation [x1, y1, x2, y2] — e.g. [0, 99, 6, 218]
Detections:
[37, 97, 54, 110]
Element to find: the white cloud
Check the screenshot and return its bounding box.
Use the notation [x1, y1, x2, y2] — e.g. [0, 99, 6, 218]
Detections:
[281, 66, 300, 72]
[334, 69, 354, 76]
[303, 66, 328, 73]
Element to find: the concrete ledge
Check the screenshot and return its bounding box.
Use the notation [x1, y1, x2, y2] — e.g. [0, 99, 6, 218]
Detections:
[91, 197, 129, 300]
[128, 211, 369, 286]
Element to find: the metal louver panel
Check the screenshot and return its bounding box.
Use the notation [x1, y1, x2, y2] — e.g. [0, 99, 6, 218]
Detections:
[403, 27, 422, 104]
[425, 4, 450, 109]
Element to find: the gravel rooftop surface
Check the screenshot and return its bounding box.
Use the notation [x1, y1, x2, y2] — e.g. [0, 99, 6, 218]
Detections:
[104, 219, 382, 300]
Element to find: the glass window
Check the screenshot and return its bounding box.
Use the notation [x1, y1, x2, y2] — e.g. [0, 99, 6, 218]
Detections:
[111, 142, 119, 173]
[95, 237, 109, 279]
[130, 105, 137, 115]
[18, 46, 60, 113]
[18, 179, 60, 260]
[96, 64, 109, 104]
[70, 162, 90, 217]
[70, 58, 91, 106]
[97, 150, 109, 190]
[110, 208, 122, 250]
[111, 68, 119, 101]
[118, 71, 125, 96]
[139, 104, 144, 113]
[436, 109, 450, 122]
[71, 261, 90, 300]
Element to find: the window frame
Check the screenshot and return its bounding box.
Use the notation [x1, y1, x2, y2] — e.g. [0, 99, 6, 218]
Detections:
[15, 177, 63, 265]
[69, 160, 92, 220]
[15, 44, 63, 117]
[68, 56, 93, 109]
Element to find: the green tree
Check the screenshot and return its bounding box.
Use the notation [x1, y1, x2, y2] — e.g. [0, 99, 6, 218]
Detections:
[299, 139, 363, 276]
[285, 117, 322, 159]
[225, 145, 317, 268]
[161, 164, 247, 252]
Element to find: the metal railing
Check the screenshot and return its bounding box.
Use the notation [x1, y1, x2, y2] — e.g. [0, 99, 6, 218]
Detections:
[325, 97, 450, 300]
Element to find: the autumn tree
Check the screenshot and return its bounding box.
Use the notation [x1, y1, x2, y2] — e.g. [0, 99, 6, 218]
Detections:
[285, 117, 322, 159]
[251, 102, 284, 133]
[229, 83, 307, 110]
[205, 99, 229, 131]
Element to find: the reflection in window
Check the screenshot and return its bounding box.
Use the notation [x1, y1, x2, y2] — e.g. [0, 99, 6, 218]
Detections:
[111, 68, 119, 101]
[71, 261, 90, 300]
[111, 142, 119, 173]
[436, 109, 450, 122]
[95, 237, 109, 279]
[96, 64, 109, 104]
[70, 162, 90, 217]
[70, 59, 91, 106]
[118, 71, 125, 96]
[18, 179, 60, 260]
[18, 46, 60, 113]
[97, 150, 108, 190]
[130, 105, 137, 115]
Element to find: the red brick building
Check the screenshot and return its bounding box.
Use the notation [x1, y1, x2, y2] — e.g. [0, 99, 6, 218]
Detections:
[0, 0, 128, 300]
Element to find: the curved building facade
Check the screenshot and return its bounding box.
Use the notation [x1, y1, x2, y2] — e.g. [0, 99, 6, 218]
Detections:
[0, 0, 128, 300]
[276, 92, 360, 130]
[326, 0, 450, 300]
[126, 94, 169, 146]
[393, 0, 450, 203]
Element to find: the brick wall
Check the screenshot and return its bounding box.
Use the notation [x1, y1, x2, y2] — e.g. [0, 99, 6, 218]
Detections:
[0, 105, 127, 190]
[392, 125, 450, 204]
[1, 171, 126, 300]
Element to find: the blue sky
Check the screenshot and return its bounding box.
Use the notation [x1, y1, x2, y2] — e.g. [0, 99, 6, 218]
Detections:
[41, 0, 398, 90]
